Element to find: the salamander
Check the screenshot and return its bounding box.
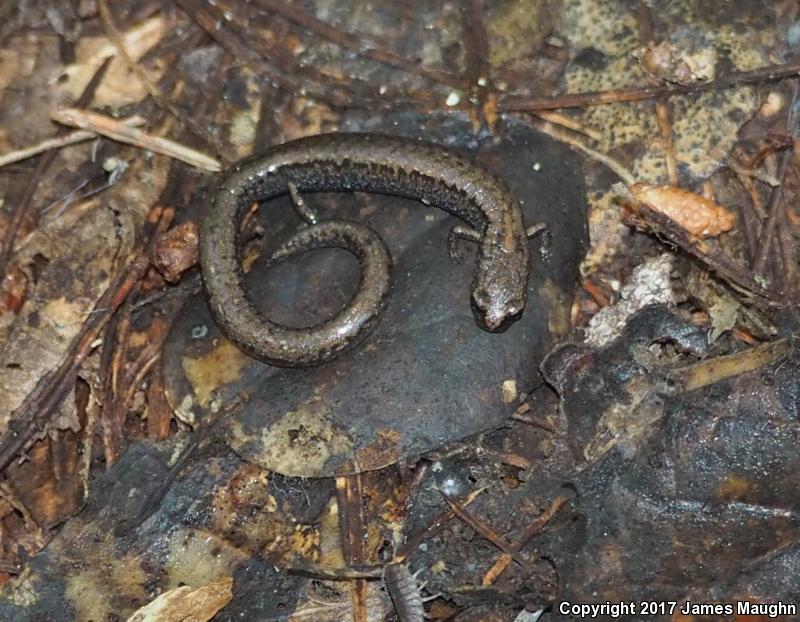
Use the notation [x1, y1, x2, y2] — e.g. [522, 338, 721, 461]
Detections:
[200, 133, 532, 367]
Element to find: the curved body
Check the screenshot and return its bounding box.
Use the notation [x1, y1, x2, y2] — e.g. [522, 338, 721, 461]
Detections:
[200, 133, 530, 366]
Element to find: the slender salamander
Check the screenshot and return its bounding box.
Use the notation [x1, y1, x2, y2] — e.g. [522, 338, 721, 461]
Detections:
[200, 133, 531, 367]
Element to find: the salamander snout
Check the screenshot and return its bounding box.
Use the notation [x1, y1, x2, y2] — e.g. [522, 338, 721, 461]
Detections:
[472, 285, 524, 331]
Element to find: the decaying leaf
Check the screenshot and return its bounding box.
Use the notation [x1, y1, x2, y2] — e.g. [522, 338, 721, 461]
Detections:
[59, 15, 167, 107]
[706, 294, 741, 343]
[0, 157, 163, 438]
[626, 183, 736, 237]
[683, 264, 776, 342]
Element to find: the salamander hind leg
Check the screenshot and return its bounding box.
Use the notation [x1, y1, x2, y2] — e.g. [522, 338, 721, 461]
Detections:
[526, 221, 551, 260]
[447, 224, 482, 264]
[287, 181, 319, 225]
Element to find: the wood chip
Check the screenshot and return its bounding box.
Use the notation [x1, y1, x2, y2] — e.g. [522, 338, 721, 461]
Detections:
[125, 575, 233, 622]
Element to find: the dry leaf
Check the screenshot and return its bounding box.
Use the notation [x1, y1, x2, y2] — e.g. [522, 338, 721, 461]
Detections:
[59, 15, 166, 107]
[628, 183, 736, 237]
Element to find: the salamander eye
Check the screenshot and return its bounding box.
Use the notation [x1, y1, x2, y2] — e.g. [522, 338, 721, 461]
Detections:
[473, 290, 489, 307]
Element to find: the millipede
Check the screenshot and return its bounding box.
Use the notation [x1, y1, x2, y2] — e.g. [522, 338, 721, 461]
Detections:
[384, 561, 426, 622]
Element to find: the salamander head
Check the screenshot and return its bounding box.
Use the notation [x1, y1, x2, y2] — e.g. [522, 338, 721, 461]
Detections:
[472, 280, 525, 331]
[472, 223, 530, 330]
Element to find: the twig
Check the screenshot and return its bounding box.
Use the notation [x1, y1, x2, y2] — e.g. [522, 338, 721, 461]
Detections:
[530, 117, 636, 185]
[617, 184, 775, 303]
[175, 0, 442, 111]
[488, 450, 532, 469]
[335, 475, 366, 565]
[754, 144, 795, 275]
[51, 108, 221, 172]
[97, 0, 164, 109]
[123, 350, 162, 412]
[737, 167, 768, 221]
[728, 161, 782, 187]
[497, 59, 800, 112]
[482, 496, 567, 585]
[105, 347, 164, 462]
[635, 0, 678, 185]
[0, 117, 145, 169]
[100, 282, 138, 468]
[461, 0, 492, 127]
[732, 151, 769, 268]
[98, 0, 219, 154]
[510, 411, 557, 434]
[398, 486, 486, 559]
[668, 336, 793, 392]
[777, 201, 799, 297]
[146, 362, 171, 440]
[102, 313, 169, 466]
[97, 301, 121, 468]
[79, 379, 98, 503]
[733, 171, 763, 266]
[440, 492, 522, 561]
[285, 562, 383, 580]
[254, 0, 466, 89]
[173, 0, 351, 108]
[533, 111, 602, 141]
[335, 474, 368, 622]
[655, 102, 678, 185]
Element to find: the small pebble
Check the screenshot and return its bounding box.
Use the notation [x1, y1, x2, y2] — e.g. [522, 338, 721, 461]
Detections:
[759, 92, 784, 118]
[787, 20, 800, 47]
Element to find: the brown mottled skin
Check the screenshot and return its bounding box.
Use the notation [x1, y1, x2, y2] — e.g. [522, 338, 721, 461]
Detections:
[200, 133, 530, 367]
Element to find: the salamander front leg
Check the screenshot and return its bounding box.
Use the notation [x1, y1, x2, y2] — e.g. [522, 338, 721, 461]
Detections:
[526, 221, 551, 259]
[448, 224, 481, 264]
[287, 181, 319, 225]
[526, 222, 548, 240]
